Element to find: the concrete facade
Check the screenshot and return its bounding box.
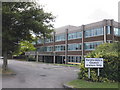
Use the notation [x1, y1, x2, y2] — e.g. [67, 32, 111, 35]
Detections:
[26, 19, 120, 64]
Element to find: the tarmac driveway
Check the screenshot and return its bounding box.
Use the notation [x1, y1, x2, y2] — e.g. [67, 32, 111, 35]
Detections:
[1, 60, 79, 88]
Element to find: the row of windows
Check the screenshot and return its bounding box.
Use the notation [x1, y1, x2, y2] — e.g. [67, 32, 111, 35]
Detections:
[36, 27, 118, 45]
[36, 32, 81, 44]
[85, 41, 103, 50]
[68, 56, 81, 63]
[55, 34, 65, 42]
[37, 46, 53, 52]
[45, 38, 53, 43]
[37, 41, 103, 52]
[68, 32, 82, 40]
[36, 26, 113, 44]
[85, 26, 111, 38]
[68, 43, 82, 51]
[45, 46, 53, 52]
[55, 45, 65, 51]
[85, 28, 104, 38]
[55, 43, 82, 51]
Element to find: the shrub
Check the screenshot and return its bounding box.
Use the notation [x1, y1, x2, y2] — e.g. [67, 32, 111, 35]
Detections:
[78, 42, 120, 82]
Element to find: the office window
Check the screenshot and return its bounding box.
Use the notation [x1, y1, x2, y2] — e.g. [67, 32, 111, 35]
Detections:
[68, 56, 81, 63]
[38, 46, 53, 52]
[85, 28, 103, 37]
[68, 56, 71, 62]
[55, 45, 65, 51]
[45, 38, 53, 43]
[47, 46, 53, 52]
[68, 43, 82, 51]
[68, 32, 82, 40]
[44, 47, 47, 52]
[76, 32, 82, 38]
[85, 41, 103, 50]
[55, 34, 65, 42]
[107, 26, 111, 34]
[114, 28, 120, 36]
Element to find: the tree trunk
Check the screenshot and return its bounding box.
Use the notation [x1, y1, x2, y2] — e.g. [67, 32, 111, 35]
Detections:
[2, 51, 8, 71]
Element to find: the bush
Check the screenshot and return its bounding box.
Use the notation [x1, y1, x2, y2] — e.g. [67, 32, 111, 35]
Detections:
[78, 42, 120, 82]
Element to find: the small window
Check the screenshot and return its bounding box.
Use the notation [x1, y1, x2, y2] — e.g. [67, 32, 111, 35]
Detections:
[107, 26, 111, 34]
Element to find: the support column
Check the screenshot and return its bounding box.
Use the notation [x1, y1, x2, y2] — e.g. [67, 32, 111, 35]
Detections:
[103, 19, 107, 43]
[53, 32, 56, 64]
[81, 25, 85, 63]
[62, 56, 63, 64]
[36, 51, 38, 62]
[36, 39, 38, 62]
[43, 36, 45, 62]
[65, 29, 68, 64]
[111, 19, 114, 42]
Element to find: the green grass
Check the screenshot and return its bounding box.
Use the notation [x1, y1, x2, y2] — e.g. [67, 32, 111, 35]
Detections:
[55, 64, 79, 68]
[67, 79, 118, 88]
[42, 63, 80, 68]
[35, 61, 80, 68]
[15, 59, 80, 68]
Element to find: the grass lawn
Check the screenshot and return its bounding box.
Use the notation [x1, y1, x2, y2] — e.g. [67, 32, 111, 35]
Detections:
[55, 64, 80, 68]
[36, 62, 80, 68]
[15, 59, 80, 68]
[67, 79, 118, 88]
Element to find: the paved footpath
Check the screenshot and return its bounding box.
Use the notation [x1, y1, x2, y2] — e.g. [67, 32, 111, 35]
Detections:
[0, 59, 79, 88]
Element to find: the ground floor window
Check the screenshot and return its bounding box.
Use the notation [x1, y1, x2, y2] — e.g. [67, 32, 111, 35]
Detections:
[68, 56, 81, 63]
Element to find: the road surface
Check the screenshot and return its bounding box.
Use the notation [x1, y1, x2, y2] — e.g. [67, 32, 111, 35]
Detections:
[0, 59, 79, 88]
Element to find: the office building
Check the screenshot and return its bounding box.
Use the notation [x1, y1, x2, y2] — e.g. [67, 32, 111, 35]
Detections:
[25, 19, 120, 64]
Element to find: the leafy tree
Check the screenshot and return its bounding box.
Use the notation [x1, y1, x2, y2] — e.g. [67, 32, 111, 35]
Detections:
[14, 40, 36, 56]
[2, 2, 55, 71]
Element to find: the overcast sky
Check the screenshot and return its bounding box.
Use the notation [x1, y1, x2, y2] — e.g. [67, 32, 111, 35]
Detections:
[37, 0, 119, 28]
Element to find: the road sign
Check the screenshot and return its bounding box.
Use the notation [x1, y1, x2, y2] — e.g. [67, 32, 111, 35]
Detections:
[85, 58, 103, 79]
[85, 58, 103, 68]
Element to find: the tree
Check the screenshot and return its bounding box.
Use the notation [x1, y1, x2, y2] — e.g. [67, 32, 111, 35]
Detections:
[2, 2, 55, 71]
[13, 40, 36, 56]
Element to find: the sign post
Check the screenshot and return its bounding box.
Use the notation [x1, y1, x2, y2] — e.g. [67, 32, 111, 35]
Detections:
[98, 68, 100, 81]
[85, 58, 103, 80]
[88, 68, 90, 79]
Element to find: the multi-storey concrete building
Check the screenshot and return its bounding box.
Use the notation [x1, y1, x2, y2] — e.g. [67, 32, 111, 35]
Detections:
[26, 19, 120, 64]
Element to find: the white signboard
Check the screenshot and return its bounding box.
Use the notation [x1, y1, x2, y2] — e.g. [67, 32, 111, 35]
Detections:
[85, 58, 103, 68]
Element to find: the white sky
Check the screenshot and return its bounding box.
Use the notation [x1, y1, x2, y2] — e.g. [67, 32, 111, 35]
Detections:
[37, 0, 119, 28]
